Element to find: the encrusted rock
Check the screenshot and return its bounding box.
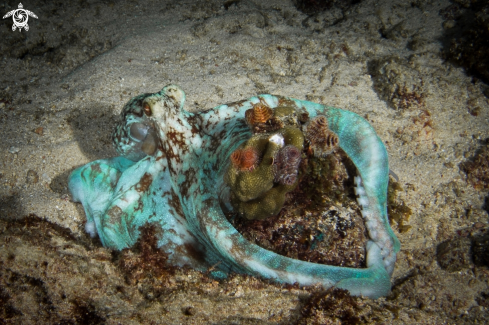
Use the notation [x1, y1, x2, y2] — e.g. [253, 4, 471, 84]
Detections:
[436, 237, 473, 272]
[472, 233, 489, 267]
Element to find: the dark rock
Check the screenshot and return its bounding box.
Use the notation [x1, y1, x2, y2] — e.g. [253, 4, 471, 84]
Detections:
[436, 237, 473, 272]
[460, 141, 489, 190]
[444, 0, 489, 83]
[472, 233, 489, 267]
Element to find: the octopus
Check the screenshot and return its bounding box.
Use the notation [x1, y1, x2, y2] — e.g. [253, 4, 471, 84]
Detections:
[68, 85, 400, 299]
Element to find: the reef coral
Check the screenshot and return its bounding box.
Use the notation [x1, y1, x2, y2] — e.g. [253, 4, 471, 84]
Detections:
[230, 151, 368, 268]
[227, 106, 368, 267]
[224, 127, 303, 220]
[68, 85, 400, 299]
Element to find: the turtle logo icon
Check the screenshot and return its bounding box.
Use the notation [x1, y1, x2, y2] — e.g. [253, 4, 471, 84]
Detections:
[3, 3, 38, 32]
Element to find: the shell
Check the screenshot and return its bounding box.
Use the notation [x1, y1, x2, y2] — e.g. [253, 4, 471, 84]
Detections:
[273, 145, 301, 185]
[230, 147, 260, 171]
[245, 103, 274, 125]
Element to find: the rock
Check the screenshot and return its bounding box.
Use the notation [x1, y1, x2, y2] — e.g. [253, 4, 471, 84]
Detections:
[436, 237, 473, 272]
[26, 170, 39, 184]
[472, 233, 489, 267]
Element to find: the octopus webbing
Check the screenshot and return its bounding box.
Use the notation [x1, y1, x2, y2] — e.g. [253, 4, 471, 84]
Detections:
[68, 85, 400, 299]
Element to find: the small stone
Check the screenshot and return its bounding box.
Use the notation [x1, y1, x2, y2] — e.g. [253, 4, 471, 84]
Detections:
[41, 173, 51, 183]
[0, 102, 5, 109]
[34, 127, 44, 136]
[474, 222, 485, 229]
[26, 170, 39, 184]
[443, 20, 456, 29]
[444, 161, 454, 168]
[8, 146, 20, 154]
[183, 306, 195, 316]
[436, 237, 473, 272]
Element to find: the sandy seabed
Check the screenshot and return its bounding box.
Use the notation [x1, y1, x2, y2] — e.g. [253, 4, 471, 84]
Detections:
[0, 0, 488, 324]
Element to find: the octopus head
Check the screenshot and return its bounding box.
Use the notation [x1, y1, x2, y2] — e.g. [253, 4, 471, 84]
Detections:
[140, 85, 186, 121]
[112, 85, 186, 161]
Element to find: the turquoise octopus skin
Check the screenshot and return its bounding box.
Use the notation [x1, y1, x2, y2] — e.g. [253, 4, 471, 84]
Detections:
[68, 85, 400, 299]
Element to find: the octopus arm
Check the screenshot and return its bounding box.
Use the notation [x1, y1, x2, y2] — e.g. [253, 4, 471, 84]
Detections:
[69, 156, 164, 249]
[321, 107, 401, 275]
[194, 197, 391, 299]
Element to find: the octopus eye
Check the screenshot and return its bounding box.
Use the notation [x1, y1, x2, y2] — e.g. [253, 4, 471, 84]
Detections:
[129, 122, 149, 141]
[143, 102, 152, 116]
[128, 122, 157, 156]
[141, 131, 156, 155]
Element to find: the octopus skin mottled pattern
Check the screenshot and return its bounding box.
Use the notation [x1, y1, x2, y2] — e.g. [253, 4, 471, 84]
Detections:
[68, 85, 400, 299]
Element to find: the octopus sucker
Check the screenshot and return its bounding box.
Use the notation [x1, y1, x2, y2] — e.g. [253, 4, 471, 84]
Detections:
[69, 84, 400, 299]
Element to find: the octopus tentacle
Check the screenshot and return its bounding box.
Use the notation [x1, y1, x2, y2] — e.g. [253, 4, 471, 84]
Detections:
[321, 107, 401, 276]
[69, 157, 136, 240]
[191, 190, 391, 298]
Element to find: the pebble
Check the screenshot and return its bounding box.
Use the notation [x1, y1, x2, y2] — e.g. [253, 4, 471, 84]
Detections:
[41, 173, 51, 183]
[9, 146, 20, 154]
[34, 127, 44, 136]
[442, 20, 456, 29]
[26, 170, 39, 184]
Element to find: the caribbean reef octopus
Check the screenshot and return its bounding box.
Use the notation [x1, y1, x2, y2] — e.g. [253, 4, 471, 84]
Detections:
[69, 85, 400, 299]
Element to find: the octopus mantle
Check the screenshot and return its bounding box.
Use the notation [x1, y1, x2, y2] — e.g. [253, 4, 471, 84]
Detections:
[69, 85, 400, 299]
